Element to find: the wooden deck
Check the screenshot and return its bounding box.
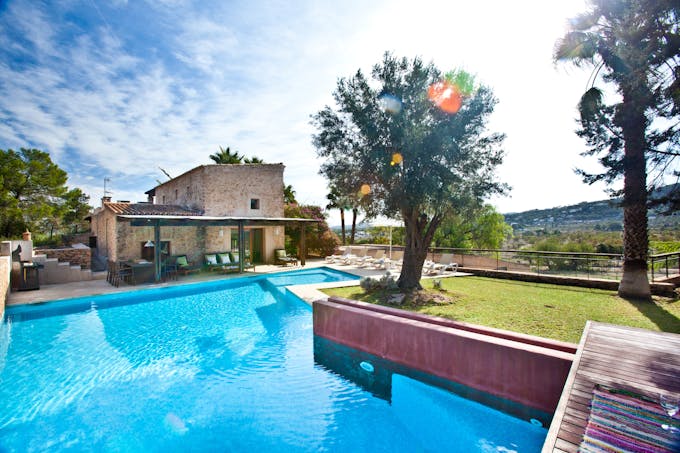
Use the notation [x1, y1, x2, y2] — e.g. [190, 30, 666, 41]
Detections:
[542, 321, 680, 452]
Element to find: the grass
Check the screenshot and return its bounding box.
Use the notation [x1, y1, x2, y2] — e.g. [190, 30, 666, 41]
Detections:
[321, 276, 680, 343]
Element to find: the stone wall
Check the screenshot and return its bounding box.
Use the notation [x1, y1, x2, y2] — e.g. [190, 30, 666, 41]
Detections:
[461, 267, 676, 296]
[113, 222, 286, 265]
[153, 164, 284, 217]
[34, 244, 91, 269]
[204, 226, 234, 253]
[116, 222, 204, 264]
[202, 164, 284, 217]
[0, 256, 9, 318]
[89, 207, 118, 260]
[154, 166, 206, 211]
[429, 252, 530, 272]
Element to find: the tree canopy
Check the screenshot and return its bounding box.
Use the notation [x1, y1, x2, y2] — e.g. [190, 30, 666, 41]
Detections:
[210, 146, 243, 164]
[312, 53, 506, 289]
[555, 0, 679, 299]
[209, 146, 264, 164]
[283, 203, 339, 258]
[0, 148, 91, 239]
[433, 204, 512, 250]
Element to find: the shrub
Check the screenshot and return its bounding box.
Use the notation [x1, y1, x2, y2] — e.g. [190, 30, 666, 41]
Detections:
[359, 272, 398, 292]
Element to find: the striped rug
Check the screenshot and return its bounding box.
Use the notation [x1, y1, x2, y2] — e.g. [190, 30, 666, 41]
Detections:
[579, 386, 680, 453]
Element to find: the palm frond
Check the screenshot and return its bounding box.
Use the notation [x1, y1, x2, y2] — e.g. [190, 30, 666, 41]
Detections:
[554, 31, 598, 64]
[578, 87, 604, 121]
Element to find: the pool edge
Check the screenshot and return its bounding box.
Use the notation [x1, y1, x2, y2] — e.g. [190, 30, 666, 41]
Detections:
[313, 296, 575, 415]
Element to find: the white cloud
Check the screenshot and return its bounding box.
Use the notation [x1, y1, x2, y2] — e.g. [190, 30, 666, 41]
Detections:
[0, 0, 615, 222]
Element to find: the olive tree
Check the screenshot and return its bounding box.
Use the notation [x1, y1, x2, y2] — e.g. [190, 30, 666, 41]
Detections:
[312, 53, 507, 290]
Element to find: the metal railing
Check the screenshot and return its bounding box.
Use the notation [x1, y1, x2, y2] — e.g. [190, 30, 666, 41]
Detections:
[649, 252, 680, 282]
[427, 248, 624, 281]
[358, 244, 680, 282]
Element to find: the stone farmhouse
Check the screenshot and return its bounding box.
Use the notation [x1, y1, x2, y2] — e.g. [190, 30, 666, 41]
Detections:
[89, 164, 295, 270]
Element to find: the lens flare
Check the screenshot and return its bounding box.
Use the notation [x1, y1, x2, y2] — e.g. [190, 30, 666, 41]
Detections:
[428, 81, 462, 114]
[360, 184, 371, 195]
[378, 93, 402, 114]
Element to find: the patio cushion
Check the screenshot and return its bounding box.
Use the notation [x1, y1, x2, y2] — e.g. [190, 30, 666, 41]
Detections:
[205, 254, 218, 265]
[218, 253, 230, 264]
[176, 255, 188, 267]
[580, 385, 680, 452]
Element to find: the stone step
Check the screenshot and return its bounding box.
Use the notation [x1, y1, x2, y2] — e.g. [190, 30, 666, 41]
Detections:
[32, 255, 95, 285]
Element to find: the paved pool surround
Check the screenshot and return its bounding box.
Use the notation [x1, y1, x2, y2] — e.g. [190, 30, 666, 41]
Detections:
[313, 296, 576, 414]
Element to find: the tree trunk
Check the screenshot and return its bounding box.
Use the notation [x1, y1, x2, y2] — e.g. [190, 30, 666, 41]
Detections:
[339, 209, 346, 245]
[397, 210, 442, 291]
[617, 90, 651, 300]
[350, 208, 357, 244]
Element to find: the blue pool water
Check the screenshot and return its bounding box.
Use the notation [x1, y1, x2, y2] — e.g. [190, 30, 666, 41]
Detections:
[0, 267, 547, 451]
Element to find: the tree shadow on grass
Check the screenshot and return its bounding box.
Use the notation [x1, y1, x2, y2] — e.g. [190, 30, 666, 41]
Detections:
[623, 297, 680, 333]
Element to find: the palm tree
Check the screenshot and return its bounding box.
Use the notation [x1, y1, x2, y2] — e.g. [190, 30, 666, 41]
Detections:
[555, 0, 679, 300]
[244, 156, 264, 164]
[284, 184, 297, 204]
[210, 146, 243, 164]
[326, 186, 346, 244]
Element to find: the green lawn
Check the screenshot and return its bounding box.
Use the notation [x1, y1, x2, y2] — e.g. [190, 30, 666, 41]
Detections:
[322, 276, 680, 343]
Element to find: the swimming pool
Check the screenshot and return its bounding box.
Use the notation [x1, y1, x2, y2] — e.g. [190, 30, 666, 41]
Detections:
[0, 267, 547, 451]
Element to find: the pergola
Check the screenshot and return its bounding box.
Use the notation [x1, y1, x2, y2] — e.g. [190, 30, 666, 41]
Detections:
[119, 214, 320, 282]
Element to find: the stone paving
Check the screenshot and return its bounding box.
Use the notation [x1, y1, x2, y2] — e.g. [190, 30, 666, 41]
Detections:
[5, 259, 396, 306]
[7, 257, 467, 307]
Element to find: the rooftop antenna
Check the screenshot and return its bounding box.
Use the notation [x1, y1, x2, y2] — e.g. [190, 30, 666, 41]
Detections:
[103, 177, 112, 197]
[159, 167, 172, 180]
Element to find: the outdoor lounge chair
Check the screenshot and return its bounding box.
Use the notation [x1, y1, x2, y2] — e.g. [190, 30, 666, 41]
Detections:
[330, 249, 353, 265]
[216, 252, 239, 273]
[174, 255, 201, 275]
[204, 253, 223, 271]
[389, 250, 404, 269]
[325, 247, 347, 263]
[230, 251, 255, 271]
[274, 249, 298, 266]
[345, 247, 368, 265]
[366, 250, 387, 268]
[424, 253, 458, 275]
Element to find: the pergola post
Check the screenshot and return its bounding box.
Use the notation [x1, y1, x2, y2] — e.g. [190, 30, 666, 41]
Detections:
[238, 221, 246, 273]
[153, 219, 161, 282]
[299, 225, 306, 266]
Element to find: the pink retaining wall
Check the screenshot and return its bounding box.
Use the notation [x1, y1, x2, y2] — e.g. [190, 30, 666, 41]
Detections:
[313, 297, 575, 414]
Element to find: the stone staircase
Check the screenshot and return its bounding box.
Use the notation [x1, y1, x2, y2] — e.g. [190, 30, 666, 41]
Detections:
[32, 253, 106, 285]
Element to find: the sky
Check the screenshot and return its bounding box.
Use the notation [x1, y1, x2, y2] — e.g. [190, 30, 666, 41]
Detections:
[0, 0, 612, 225]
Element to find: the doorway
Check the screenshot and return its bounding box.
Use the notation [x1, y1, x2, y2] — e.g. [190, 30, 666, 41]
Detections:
[230, 229, 263, 264]
[252, 229, 263, 263]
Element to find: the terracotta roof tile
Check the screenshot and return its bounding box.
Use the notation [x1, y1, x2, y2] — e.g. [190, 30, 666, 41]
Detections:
[106, 203, 202, 216]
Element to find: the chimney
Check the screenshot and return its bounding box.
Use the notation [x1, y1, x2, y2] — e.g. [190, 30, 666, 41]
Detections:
[101, 196, 112, 206]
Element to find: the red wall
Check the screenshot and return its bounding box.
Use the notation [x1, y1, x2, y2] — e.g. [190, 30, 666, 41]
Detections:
[313, 297, 575, 414]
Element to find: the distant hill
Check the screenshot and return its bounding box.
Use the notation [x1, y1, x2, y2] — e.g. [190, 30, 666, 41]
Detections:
[504, 187, 680, 232]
